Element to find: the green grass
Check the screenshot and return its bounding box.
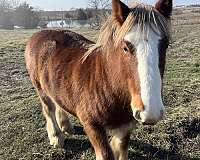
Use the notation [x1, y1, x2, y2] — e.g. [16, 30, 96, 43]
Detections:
[0, 25, 199, 160]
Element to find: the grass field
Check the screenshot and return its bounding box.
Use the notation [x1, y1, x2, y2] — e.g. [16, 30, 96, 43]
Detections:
[0, 22, 200, 160]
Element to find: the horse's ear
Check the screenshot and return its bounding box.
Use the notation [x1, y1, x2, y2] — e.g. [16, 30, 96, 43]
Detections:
[112, 0, 130, 25]
[155, 0, 173, 18]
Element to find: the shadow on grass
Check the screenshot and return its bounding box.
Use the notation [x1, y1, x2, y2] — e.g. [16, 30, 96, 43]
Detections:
[129, 139, 196, 160]
[64, 138, 91, 160]
[63, 126, 91, 160]
[73, 125, 85, 135]
[57, 126, 196, 160]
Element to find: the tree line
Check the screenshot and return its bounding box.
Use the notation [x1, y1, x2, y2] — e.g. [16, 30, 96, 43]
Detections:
[0, 0, 112, 29]
[0, 0, 40, 29]
[64, 0, 111, 29]
[0, 0, 129, 29]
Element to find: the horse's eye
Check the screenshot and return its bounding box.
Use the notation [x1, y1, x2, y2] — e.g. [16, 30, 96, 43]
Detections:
[123, 41, 136, 54]
[123, 47, 129, 53]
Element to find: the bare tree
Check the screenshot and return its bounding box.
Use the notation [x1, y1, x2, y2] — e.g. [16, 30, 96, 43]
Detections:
[87, 0, 111, 29]
[88, 0, 111, 10]
[0, 0, 19, 10]
[0, 0, 19, 29]
[87, 0, 130, 29]
[88, 0, 130, 11]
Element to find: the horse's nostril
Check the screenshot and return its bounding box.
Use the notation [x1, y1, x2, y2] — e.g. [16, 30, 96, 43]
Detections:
[135, 110, 141, 120]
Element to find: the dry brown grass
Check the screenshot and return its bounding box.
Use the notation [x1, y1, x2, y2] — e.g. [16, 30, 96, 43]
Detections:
[0, 8, 199, 159]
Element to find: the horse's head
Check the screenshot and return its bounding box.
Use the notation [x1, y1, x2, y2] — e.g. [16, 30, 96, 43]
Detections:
[112, 0, 172, 125]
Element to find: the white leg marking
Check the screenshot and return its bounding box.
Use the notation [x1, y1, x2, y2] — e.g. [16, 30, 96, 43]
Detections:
[96, 154, 104, 160]
[45, 110, 65, 148]
[41, 101, 65, 148]
[109, 122, 135, 160]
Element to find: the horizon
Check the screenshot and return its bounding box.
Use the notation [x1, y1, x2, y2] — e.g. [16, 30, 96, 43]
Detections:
[20, 0, 200, 11]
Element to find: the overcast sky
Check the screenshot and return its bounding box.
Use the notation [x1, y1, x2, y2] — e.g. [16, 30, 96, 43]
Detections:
[21, 0, 200, 11]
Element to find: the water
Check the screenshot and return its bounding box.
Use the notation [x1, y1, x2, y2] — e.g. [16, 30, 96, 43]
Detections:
[47, 19, 91, 28]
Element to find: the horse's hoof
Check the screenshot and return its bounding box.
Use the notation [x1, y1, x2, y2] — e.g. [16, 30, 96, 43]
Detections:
[49, 134, 65, 148]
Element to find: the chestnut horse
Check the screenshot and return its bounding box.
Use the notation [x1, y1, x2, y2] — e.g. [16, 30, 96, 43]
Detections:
[25, 0, 172, 159]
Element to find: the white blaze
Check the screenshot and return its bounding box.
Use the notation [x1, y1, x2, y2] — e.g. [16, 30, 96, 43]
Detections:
[124, 24, 164, 122]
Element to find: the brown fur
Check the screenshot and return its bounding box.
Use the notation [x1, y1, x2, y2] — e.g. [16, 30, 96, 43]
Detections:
[25, 0, 172, 159]
[26, 29, 135, 127]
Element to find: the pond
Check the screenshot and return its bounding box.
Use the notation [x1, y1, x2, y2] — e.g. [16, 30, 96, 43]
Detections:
[47, 19, 91, 28]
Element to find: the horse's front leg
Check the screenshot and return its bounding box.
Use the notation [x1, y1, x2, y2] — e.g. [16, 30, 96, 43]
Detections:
[84, 123, 114, 160]
[110, 122, 134, 160]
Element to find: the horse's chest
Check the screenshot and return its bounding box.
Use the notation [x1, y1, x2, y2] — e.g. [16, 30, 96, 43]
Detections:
[94, 104, 134, 128]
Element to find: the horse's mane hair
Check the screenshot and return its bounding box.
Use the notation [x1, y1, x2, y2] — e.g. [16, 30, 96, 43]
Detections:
[81, 3, 171, 62]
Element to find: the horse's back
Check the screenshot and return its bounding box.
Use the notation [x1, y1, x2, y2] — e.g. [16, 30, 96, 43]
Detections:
[25, 29, 93, 62]
[25, 29, 93, 88]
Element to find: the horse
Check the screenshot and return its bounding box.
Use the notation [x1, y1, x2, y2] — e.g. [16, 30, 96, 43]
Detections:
[25, 0, 172, 159]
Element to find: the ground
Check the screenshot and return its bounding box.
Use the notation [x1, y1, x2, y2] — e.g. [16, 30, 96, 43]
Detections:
[0, 23, 200, 159]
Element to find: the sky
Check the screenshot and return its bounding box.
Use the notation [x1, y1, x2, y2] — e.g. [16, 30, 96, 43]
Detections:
[20, 0, 200, 11]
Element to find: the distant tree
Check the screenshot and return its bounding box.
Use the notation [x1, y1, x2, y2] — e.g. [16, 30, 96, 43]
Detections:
[0, 11, 14, 29]
[88, 0, 111, 10]
[0, 0, 19, 29]
[85, 8, 93, 19]
[0, 0, 18, 10]
[76, 9, 87, 20]
[189, 4, 200, 7]
[64, 12, 73, 28]
[87, 0, 111, 29]
[65, 12, 72, 19]
[14, 2, 40, 29]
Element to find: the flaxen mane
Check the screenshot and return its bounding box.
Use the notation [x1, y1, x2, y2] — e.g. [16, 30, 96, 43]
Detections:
[82, 3, 171, 62]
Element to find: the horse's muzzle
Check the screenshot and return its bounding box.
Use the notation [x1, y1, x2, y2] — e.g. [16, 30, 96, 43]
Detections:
[133, 109, 164, 125]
